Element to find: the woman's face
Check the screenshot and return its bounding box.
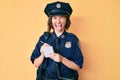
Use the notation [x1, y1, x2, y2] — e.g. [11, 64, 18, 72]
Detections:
[52, 15, 67, 33]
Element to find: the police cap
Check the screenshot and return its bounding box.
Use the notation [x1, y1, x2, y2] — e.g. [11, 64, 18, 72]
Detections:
[44, 1, 73, 17]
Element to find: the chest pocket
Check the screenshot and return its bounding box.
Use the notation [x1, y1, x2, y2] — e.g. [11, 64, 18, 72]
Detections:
[59, 41, 73, 59]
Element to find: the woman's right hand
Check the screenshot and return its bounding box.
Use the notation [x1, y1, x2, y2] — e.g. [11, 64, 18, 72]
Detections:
[40, 43, 51, 55]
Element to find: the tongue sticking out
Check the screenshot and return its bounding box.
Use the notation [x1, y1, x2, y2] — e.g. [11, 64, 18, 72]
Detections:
[55, 24, 62, 27]
[55, 24, 63, 30]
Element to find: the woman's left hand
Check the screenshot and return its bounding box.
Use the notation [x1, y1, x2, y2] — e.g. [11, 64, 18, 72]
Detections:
[49, 53, 63, 62]
[50, 53, 80, 70]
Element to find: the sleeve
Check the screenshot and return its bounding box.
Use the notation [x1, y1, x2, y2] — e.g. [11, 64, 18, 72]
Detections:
[30, 35, 45, 64]
[71, 37, 84, 68]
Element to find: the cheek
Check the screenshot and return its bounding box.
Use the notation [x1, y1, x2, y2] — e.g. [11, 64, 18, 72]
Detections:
[62, 20, 67, 26]
[51, 20, 55, 26]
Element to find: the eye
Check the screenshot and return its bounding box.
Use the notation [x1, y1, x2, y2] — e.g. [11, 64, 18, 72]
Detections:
[52, 16, 57, 19]
[60, 16, 66, 19]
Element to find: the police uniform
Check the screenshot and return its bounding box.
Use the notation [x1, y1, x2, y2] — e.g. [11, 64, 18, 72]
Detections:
[30, 1, 83, 80]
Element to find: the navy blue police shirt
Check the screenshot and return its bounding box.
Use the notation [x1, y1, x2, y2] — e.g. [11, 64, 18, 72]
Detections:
[30, 31, 83, 78]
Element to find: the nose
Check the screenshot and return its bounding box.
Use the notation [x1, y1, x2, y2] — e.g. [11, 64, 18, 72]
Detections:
[56, 17, 61, 23]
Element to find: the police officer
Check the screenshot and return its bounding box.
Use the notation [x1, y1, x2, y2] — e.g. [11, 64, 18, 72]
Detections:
[30, 1, 84, 80]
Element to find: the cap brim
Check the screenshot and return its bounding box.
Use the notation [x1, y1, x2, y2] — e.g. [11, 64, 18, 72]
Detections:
[47, 10, 69, 16]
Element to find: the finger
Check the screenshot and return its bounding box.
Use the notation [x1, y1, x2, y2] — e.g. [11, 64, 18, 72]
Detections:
[50, 52, 55, 55]
[49, 55, 54, 60]
[44, 43, 50, 47]
[49, 53, 54, 58]
[40, 51, 44, 55]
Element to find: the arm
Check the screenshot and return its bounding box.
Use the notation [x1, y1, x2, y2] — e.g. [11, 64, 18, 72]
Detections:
[50, 53, 80, 71]
[34, 43, 50, 68]
[31, 32, 51, 67]
[33, 53, 44, 68]
[61, 56, 80, 71]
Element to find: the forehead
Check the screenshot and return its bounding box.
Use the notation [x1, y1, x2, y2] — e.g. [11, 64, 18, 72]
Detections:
[52, 15, 67, 18]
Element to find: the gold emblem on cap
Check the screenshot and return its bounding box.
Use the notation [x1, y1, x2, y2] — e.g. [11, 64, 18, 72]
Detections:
[56, 3, 61, 8]
[65, 42, 71, 48]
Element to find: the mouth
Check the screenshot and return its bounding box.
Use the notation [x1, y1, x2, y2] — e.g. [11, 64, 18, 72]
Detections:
[55, 24, 62, 28]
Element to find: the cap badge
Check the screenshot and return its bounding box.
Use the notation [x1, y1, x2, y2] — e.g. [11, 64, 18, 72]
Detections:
[56, 3, 61, 8]
[65, 42, 71, 48]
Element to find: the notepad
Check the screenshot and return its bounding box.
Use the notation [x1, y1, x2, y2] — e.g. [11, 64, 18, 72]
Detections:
[41, 46, 54, 57]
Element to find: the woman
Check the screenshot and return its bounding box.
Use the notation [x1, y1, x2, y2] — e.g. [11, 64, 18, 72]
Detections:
[30, 1, 84, 80]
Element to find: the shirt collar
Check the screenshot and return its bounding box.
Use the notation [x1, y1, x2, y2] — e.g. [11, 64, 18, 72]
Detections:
[51, 30, 67, 39]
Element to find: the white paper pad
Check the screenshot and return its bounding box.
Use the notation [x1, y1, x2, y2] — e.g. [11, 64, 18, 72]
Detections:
[41, 46, 54, 57]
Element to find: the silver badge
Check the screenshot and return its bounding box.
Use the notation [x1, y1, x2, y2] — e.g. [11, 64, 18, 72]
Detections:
[65, 42, 71, 48]
[56, 3, 61, 8]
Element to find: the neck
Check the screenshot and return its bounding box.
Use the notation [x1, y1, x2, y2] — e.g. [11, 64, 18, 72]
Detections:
[55, 30, 64, 37]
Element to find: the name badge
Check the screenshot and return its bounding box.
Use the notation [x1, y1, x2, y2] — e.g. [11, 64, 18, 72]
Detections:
[65, 42, 71, 48]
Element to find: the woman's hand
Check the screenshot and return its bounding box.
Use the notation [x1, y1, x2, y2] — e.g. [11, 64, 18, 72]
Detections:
[40, 43, 50, 55]
[49, 53, 63, 62]
[50, 52, 80, 71]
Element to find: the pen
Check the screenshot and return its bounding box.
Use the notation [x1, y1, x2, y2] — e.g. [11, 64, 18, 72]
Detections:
[40, 41, 44, 44]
